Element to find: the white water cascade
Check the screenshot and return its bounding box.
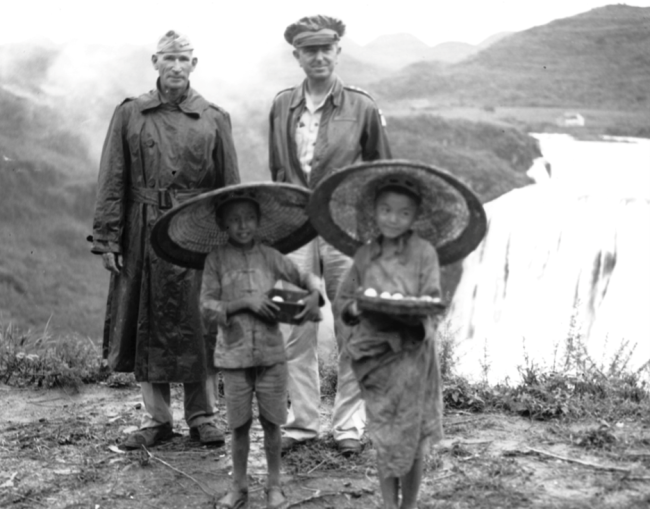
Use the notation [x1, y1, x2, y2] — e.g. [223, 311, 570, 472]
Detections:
[445, 134, 650, 383]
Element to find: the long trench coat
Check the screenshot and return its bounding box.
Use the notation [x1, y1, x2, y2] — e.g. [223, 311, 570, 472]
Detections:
[91, 85, 240, 382]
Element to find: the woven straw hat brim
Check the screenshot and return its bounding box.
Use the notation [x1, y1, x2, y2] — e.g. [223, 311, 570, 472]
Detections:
[307, 160, 487, 265]
[151, 182, 317, 269]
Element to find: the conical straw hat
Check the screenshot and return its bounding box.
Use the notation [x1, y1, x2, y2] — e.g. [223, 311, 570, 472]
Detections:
[307, 160, 487, 265]
[152, 182, 317, 269]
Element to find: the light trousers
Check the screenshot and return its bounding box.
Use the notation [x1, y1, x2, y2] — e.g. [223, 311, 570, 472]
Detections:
[139, 372, 218, 429]
[283, 238, 366, 442]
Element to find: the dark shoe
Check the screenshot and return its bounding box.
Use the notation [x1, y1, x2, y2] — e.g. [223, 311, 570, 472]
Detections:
[189, 422, 225, 446]
[266, 485, 288, 509]
[122, 423, 174, 450]
[337, 438, 361, 456]
[216, 488, 248, 509]
[280, 436, 314, 453]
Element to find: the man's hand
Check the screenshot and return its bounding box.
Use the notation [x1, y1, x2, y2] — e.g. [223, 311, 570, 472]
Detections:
[243, 295, 280, 322]
[102, 252, 123, 275]
[294, 291, 321, 324]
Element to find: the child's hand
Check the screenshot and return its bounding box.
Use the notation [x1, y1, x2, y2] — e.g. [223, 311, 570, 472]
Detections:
[293, 291, 320, 324]
[243, 295, 280, 322]
[341, 300, 362, 326]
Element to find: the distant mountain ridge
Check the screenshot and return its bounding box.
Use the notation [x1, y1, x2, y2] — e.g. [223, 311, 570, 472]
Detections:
[375, 5, 650, 110]
[255, 31, 509, 93]
[343, 32, 511, 71]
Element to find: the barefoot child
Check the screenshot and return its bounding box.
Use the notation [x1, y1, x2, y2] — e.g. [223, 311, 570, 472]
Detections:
[151, 183, 323, 509]
[308, 162, 486, 509]
[337, 177, 442, 508]
[203, 189, 323, 509]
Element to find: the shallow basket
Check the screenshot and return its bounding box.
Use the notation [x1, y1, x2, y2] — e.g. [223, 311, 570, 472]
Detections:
[268, 288, 308, 324]
[356, 292, 447, 318]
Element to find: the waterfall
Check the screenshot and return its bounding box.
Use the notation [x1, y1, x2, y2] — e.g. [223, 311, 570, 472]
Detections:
[444, 135, 650, 383]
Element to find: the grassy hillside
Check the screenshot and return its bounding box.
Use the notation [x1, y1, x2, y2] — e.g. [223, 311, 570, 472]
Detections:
[0, 88, 107, 338]
[387, 114, 537, 203]
[376, 5, 650, 116]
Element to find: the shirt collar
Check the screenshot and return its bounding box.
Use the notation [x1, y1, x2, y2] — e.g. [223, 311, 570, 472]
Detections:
[226, 238, 260, 253]
[136, 80, 209, 117]
[305, 84, 333, 113]
[369, 230, 414, 262]
[289, 75, 344, 110]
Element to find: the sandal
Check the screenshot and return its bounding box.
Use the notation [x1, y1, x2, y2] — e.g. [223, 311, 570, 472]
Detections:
[266, 485, 289, 509]
[216, 488, 248, 509]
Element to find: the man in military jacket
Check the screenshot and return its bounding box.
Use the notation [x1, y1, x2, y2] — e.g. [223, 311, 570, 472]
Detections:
[269, 15, 391, 456]
[92, 31, 240, 449]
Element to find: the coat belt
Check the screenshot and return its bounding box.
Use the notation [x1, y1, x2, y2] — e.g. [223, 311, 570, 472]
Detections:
[128, 187, 211, 209]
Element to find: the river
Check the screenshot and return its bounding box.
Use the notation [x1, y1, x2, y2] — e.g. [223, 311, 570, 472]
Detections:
[445, 134, 650, 383]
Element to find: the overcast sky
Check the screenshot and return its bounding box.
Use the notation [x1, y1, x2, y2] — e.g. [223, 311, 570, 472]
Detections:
[3, 0, 649, 112]
[5, 0, 649, 49]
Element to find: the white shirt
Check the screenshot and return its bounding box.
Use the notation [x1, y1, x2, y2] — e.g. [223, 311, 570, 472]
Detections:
[295, 88, 332, 175]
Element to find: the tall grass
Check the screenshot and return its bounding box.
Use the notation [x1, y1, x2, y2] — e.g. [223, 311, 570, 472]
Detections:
[0, 321, 107, 390]
[3, 312, 648, 427]
[442, 317, 650, 422]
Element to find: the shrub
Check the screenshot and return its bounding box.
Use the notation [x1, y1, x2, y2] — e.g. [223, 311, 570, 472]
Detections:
[442, 321, 650, 421]
[0, 322, 107, 390]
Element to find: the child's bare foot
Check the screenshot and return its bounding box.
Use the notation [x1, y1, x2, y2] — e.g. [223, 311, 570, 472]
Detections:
[216, 487, 248, 509]
[266, 485, 288, 509]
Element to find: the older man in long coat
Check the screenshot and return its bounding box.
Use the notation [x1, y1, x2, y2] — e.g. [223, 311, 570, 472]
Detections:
[91, 31, 240, 449]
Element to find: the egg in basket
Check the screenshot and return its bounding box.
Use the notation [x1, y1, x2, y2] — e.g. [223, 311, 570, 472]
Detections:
[355, 287, 446, 318]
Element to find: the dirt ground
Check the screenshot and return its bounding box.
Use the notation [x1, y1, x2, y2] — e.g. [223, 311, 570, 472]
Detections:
[1, 382, 650, 509]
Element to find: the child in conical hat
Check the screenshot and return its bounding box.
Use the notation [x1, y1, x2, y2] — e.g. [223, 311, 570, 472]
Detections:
[152, 182, 325, 509]
[336, 175, 443, 509]
[309, 161, 486, 509]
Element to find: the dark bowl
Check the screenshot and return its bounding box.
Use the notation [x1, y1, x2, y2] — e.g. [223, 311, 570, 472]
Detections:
[268, 288, 308, 324]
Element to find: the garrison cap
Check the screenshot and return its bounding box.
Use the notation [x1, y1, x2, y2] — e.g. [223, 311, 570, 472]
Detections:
[156, 30, 194, 53]
[284, 15, 345, 48]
